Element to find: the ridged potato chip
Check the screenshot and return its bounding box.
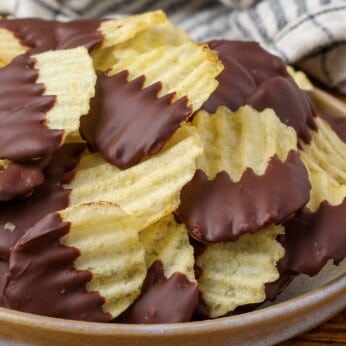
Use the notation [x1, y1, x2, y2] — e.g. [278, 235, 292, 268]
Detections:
[109, 42, 223, 112]
[67, 126, 203, 227]
[99, 10, 167, 49]
[197, 225, 284, 318]
[34, 46, 96, 136]
[92, 45, 119, 72]
[300, 117, 346, 212]
[92, 11, 167, 71]
[0, 28, 28, 67]
[60, 202, 146, 318]
[287, 65, 314, 91]
[139, 214, 195, 282]
[176, 105, 309, 243]
[112, 21, 192, 62]
[192, 105, 297, 181]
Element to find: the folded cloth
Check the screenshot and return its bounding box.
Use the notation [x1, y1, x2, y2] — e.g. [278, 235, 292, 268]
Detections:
[1, 0, 345, 93]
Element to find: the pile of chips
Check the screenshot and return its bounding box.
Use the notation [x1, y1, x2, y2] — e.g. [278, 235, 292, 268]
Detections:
[0, 10, 345, 323]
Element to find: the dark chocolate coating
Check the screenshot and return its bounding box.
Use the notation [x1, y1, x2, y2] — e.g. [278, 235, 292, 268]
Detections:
[116, 260, 198, 323]
[0, 143, 85, 262]
[0, 144, 84, 307]
[0, 18, 103, 54]
[0, 54, 63, 161]
[317, 112, 346, 143]
[265, 267, 295, 302]
[202, 55, 256, 113]
[264, 230, 296, 301]
[80, 70, 192, 169]
[4, 212, 111, 322]
[266, 199, 346, 300]
[0, 260, 8, 307]
[54, 19, 103, 51]
[0, 163, 44, 201]
[246, 76, 317, 143]
[205, 40, 317, 143]
[207, 40, 289, 86]
[281, 200, 346, 276]
[176, 151, 310, 243]
[192, 291, 210, 320]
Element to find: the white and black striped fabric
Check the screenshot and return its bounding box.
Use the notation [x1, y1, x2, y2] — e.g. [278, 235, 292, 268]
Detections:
[1, 0, 345, 92]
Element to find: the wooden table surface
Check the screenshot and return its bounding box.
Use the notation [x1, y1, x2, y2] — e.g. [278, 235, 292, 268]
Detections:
[280, 310, 346, 345]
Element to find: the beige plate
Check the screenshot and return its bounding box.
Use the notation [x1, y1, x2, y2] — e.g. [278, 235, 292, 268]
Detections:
[0, 89, 345, 346]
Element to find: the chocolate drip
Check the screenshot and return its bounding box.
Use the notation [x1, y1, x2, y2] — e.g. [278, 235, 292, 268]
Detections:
[0, 54, 62, 161]
[0, 163, 44, 201]
[4, 212, 111, 322]
[202, 55, 256, 113]
[0, 143, 85, 262]
[0, 18, 103, 54]
[246, 76, 317, 143]
[176, 151, 310, 243]
[116, 260, 198, 323]
[80, 70, 192, 169]
[207, 40, 289, 86]
[281, 200, 346, 276]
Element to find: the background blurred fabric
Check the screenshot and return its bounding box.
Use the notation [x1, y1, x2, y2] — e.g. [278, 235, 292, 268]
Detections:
[1, 0, 345, 93]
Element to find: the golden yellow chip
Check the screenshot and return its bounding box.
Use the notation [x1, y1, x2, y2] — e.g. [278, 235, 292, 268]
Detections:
[192, 105, 297, 181]
[92, 45, 119, 72]
[139, 214, 195, 282]
[109, 42, 223, 112]
[111, 21, 192, 62]
[99, 10, 167, 49]
[287, 65, 314, 91]
[34, 46, 96, 136]
[197, 225, 284, 318]
[66, 126, 203, 228]
[92, 11, 167, 71]
[300, 117, 346, 212]
[60, 202, 146, 318]
[0, 28, 28, 67]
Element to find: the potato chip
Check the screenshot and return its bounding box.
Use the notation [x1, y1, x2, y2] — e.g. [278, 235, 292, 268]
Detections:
[0, 28, 28, 67]
[196, 224, 284, 318]
[93, 19, 190, 71]
[67, 126, 203, 227]
[99, 10, 167, 49]
[287, 65, 314, 91]
[95, 10, 164, 70]
[192, 105, 297, 181]
[34, 46, 96, 136]
[139, 214, 195, 282]
[60, 202, 146, 318]
[112, 21, 192, 62]
[109, 42, 223, 112]
[300, 117, 346, 212]
[92, 45, 119, 72]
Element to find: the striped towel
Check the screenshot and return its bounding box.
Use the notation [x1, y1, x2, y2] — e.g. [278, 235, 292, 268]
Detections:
[1, 0, 345, 93]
